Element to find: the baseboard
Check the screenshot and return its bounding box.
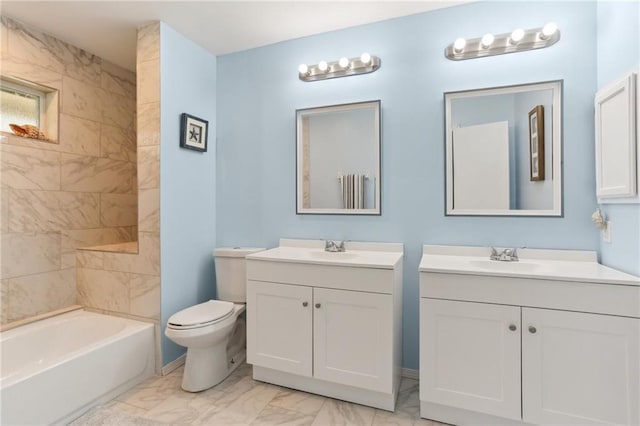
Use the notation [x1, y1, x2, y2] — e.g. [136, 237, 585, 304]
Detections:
[401, 368, 419, 380]
[161, 354, 186, 376]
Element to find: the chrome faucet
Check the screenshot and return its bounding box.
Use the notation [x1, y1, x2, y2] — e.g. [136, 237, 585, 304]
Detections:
[490, 247, 519, 262]
[325, 240, 346, 252]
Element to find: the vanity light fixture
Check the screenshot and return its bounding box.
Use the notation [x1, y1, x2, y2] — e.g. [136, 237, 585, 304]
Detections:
[298, 52, 381, 82]
[445, 23, 560, 61]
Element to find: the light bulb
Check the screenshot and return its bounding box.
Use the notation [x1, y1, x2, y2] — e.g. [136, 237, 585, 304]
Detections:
[541, 22, 558, 39]
[453, 38, 466, 53]
[510, 28, 525, 44]
[298, 64, 308, 74]
[360, 52, 371, 64]
[339, 57, 350, 68]
[318, 61, 328, 72]
[481, 33, 494, 48]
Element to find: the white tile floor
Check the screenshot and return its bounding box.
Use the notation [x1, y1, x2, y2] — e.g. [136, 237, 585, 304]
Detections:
[71, 363, 448, 425]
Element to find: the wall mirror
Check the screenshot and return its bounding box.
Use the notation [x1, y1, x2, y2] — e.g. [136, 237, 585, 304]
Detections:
[445, 80, 562, 216]
[296, 100, 381, 215]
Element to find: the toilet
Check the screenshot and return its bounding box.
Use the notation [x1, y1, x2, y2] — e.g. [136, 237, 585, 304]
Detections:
[165, 247, 263, 392]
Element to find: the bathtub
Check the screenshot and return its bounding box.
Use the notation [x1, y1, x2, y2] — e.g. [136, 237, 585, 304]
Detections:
[0, 309, 155, 425]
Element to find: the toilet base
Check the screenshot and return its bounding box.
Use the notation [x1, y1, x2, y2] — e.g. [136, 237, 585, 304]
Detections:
[180, 319, 246, 392]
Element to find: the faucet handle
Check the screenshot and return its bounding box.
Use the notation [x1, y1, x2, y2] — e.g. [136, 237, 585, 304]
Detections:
[510, 247, 518, 260]
[337, 241, 345, 251]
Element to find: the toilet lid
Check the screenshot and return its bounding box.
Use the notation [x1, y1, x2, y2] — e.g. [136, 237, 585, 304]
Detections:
[168, 300, 234, 328]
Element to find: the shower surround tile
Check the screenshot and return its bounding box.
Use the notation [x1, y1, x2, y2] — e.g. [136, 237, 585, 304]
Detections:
[130, 274, 160, 319]
[7, 268, 75, 321]
[1, 17, 137, 325]
[103, 232, 160, 275]
[1, 144, 60, 190]
[8, 190, 100, 232]
[137, 23, 160, 63]
[138, 188, 159, 233]
[77, 267, 129, 312]
[100, 193, 138, 227]
[101, 124, 136, 162]
[137, 146, 160, 189]
[61, 153, 135, 193]
[62, 76, 104, 122]
[0, 232, 60, 279]
[58, 114, 102, 157]
[137, 102, 160, 146]
[137, 59, 160, 105]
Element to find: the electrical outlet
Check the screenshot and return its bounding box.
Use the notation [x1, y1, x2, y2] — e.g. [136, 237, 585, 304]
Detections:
[603, 221, 612, 243]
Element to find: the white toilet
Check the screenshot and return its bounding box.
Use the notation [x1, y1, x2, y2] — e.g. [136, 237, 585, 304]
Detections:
[165, 247, 263, 392]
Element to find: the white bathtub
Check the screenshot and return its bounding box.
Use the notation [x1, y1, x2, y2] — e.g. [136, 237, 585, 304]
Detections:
[0, 309, 155, 425]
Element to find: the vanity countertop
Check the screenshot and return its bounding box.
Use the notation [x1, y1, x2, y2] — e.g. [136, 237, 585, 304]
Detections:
[419, 245, 640, 286]
[246, 239, 403, 269]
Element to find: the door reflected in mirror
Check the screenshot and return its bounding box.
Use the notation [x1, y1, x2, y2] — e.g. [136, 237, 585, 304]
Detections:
[296, 100, 381, 215]
[445, 81, 562, 216]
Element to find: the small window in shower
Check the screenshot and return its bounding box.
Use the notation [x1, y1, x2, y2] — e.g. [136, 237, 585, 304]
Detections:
[0, 76, 59, 143]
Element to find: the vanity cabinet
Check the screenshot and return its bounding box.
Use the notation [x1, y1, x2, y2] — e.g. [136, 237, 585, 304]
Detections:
[245, 239, 403, 411]
[419, 245, 640, 426]
[247, 281, 393, 392]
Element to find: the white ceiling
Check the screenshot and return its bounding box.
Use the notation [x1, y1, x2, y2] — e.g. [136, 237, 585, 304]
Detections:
[1, 1, 472, 71]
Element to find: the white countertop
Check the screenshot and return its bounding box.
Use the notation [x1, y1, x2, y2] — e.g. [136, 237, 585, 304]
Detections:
[246, 239, 403, 269]
[419, 245, 640, 286]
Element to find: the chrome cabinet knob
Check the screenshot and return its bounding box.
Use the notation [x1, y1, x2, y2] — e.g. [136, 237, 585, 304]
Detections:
[509, 324, 517, 331]
[528, 326, 537, 334]
[315, 303, 321, 309]
[302, 301, 308, 307]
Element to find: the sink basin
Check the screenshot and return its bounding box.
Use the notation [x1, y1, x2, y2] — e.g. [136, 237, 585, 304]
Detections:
[305, 251, 358, 260]
[469, 260, 541, 273]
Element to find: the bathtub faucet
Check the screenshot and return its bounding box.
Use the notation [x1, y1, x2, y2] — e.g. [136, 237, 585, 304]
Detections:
[325, 240, 345, 252]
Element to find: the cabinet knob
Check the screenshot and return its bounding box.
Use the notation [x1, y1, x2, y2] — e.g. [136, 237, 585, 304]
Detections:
[302, 301, 308, 307]
[528, 326, 537, 334]
[509, 324, 517, 331]
[315, 303, 321, 309]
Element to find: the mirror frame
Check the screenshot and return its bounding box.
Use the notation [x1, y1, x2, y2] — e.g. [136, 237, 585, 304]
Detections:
[445, 80, 563, 216]
[296, 100, 381, 215]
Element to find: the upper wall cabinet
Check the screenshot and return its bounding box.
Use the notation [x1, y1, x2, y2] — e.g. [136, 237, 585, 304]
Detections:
[445, 81, 563, 216]
[595, 71, 639, 204]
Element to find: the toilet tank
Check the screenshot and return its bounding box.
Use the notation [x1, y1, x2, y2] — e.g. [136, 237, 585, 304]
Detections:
[214, 247, 264, 302]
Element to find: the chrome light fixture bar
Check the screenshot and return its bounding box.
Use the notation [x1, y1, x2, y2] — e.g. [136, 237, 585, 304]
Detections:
[445, 23, 560, 61]
[298, 53, 381, 82]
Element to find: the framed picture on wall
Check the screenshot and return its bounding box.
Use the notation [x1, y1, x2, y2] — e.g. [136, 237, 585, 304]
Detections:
[180, 113, 208, 152]
[529, 105, 545, 181]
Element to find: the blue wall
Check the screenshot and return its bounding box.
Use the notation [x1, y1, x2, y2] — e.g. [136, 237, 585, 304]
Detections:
[216, 1, 601, 370]
[160, 23, 218, 365]
[596, 1, 640, 276]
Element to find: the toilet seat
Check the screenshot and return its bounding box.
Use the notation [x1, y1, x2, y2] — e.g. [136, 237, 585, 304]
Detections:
[167, 300, 235, 330]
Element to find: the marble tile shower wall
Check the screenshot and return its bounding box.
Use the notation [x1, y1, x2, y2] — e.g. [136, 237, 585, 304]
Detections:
[0, 16, 137, 324]
[74, 22, 162, 372]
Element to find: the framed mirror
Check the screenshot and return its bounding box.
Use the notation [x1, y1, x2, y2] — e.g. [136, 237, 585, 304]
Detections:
[296, 100, 381, 215]
[445, 81, 562, 216]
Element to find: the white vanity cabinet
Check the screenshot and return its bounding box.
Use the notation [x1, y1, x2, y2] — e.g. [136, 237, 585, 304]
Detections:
[419, 245, 640, 426]
[246, 239, 403, 411]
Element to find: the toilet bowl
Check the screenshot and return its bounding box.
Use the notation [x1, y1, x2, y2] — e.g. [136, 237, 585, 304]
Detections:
[164, 247, 263, 392]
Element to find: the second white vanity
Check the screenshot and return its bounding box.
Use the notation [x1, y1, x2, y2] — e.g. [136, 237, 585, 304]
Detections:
[419, 245, 640, 426]
[246, 239, 403, 410]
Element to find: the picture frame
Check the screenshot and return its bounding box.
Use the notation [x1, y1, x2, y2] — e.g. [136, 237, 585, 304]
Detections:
[528, 105, 545, 181]
[180, 113, 208, 152]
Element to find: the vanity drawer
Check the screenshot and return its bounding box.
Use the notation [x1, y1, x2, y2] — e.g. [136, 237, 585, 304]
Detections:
[247, 259, 396, 294]
[420, 272, 640, 318]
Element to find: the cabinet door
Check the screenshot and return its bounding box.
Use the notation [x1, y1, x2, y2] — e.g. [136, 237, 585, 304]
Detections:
[246, 280, 313, 376]
[420, 298, 521, 420]
[595, 72, 637, 200]
[522, 308, 639, 425]
[313, 287, 392, 392]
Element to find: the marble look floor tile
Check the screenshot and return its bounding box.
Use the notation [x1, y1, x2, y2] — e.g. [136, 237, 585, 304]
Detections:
[268, 388, 326, 416]
[251, 405, 316, 426]
[311, 399, 376, 426]
[142, 390, 210, 424]
[115, 373, 183, 411]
